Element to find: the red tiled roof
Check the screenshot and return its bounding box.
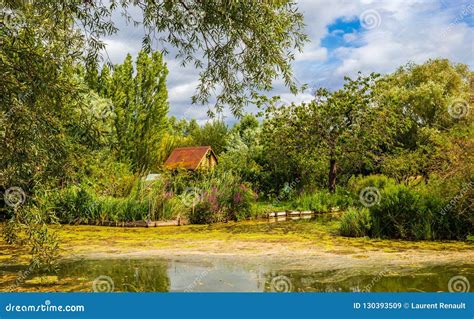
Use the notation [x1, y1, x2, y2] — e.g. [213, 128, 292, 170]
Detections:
[163, 146, 215, 170]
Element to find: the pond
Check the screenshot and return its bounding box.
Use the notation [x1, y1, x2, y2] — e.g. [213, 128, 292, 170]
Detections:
[1, 257, 473, 292]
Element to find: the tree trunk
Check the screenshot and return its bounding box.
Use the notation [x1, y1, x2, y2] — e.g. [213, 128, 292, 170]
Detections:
[328, 159, 337, 193]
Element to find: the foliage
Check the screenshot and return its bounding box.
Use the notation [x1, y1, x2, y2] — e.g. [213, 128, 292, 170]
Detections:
[190, 120, 229, 155]
[369, 184, 428, 240]
[187, 171, 256, 224]
[42, 177, 187, 224]
[376, 59, 473, 181]
[218, 114, 265, 191]
[262, 73, 397, 192]
[369, 181, 473, 240]
[1, 0, 307, 115]
[95, 51, 169, 173]
[3, 206, 59, 272]
[348, 174, 396, 192]
[339, 207, 372, 237]
[290, 189, 355, 212]
[0, 5, 113, 269]
[423, 175, 474, 240]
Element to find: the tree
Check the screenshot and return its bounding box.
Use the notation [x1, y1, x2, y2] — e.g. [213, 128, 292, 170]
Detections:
[191, 120, 229, 155]
[375, 59, 473, 181]
[0, 17, 114, 270]
[219, 114, 265, 190]
[99, 51, 169, 173]
[263, 73, 397, 192]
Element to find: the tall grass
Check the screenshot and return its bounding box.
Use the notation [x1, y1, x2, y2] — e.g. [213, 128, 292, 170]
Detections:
[345, 174, 474, 240]
[339, 207, 371, 237]
[49, 177, 187, 224]
[290, 188, 355, 212]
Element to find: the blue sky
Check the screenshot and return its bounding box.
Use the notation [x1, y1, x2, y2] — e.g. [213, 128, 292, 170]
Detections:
[104, 0, 474, 124]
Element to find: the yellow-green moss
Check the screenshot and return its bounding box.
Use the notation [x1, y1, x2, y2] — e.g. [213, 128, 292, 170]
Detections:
[1, 220, 473, 265]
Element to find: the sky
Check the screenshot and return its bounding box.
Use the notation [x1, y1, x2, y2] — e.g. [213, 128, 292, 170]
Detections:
[103, 0, 474, 125]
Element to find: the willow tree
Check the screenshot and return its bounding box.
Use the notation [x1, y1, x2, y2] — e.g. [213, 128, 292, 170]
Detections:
[375, 59, 473, 181]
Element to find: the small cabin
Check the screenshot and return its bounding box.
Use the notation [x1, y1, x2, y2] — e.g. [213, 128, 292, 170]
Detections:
[164, 146, 217, 171]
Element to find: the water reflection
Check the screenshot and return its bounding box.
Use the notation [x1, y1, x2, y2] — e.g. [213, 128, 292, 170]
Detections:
[60, 259, 171, 292]
[0, 258, 472, 292]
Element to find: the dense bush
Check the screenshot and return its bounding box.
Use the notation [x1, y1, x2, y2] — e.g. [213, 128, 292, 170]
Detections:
[348, 175, 396, 201]
[339, 207, 372, 237]
[424, 178, 473, 240]
[50, 186, 149, 223]
[369, 184, 432, 240]
[369, 181, 473, 240]
[187, 172, 256, 224]
[188, 189, 223, 224]
[339, 173, 473, 241]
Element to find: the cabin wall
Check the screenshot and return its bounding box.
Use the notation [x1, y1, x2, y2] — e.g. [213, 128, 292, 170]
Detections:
[198, 151, 217, 170]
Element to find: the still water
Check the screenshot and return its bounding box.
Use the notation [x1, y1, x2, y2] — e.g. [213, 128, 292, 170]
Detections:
[1, 258, 473, 292]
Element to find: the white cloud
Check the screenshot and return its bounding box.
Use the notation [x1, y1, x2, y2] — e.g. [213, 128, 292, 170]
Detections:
[101, 0, 474, 124]
[168, 81, 199, 105]
[295, 46, 328, 61]
[332, 1, 474, 76]
[103, 39, 140, 64]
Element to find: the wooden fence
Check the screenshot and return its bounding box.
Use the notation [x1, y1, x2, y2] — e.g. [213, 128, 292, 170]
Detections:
[266, 210, 323, 222]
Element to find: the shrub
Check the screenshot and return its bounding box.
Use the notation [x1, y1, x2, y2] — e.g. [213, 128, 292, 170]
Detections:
[187, 171, 256, 224]
[368, 179, 473, 241]
[291, 191, 329, 212]
[423, 177, 473, 240]
[227, 183, 256, 221]
[339, 207, 372, 237]
[188, 190, 223, 224]
[369, 184, 433, 240]
[348, 175, 396, 206]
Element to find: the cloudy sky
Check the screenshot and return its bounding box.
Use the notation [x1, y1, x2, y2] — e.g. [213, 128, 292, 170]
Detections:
[103, 0, 474, 124]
